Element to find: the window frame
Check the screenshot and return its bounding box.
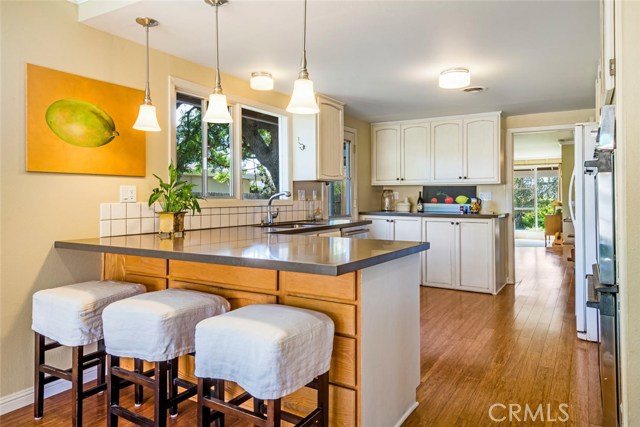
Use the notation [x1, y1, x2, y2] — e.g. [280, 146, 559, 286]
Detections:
[169, 77, 292, 207]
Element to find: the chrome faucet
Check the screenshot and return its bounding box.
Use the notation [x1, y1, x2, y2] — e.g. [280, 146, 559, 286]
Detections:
[265, 191, 291, 225]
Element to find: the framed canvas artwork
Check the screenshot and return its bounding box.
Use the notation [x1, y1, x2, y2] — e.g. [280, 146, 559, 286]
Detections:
[26, 64, 146, 176]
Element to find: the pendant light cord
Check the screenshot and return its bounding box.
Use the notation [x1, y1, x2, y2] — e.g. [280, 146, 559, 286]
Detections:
[214, 2, 222, 93]
[144, 23, 151, 104]
[299, 0, 309, 79]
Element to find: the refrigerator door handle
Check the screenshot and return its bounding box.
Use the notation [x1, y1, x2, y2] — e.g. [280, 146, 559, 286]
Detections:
[568, 171, 576, 223]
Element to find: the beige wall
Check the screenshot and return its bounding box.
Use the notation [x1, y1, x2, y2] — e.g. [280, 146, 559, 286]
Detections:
[560, 144, 575, 213]
[344, 116, 380, 212]
[0, 0, 360, 399]
[504, 109, 595, 129]
[615, 1, 640, 425]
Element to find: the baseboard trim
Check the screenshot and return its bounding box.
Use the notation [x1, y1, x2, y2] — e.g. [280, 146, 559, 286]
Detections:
[0, 367, 97, 416]
[392, 401, 419, 427]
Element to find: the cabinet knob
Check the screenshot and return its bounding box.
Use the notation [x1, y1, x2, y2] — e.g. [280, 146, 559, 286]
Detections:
[463, 176, 467, 179]
[396, 178, 400, 180]
[456, 222, 460, 225]
[450, 221, 454, 225]
[401, 178, 404, 181]
[458, 176, 462, 179]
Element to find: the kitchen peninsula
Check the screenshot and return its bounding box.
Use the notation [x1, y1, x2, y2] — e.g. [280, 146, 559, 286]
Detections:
[55, 226, 429, 427]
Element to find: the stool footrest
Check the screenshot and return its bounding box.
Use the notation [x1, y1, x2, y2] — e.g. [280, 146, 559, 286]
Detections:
[40, 365, 72, 382]
[82, 383, 107, 398]
[293, 408, 322, 427]
[168, 386, 197, 406]
[111, 366, 154, 389]
[109, 405, 155, 427]
[228, 391, 252, 407]
[203, 396, 267, 426]
[43, 341, 63, 352]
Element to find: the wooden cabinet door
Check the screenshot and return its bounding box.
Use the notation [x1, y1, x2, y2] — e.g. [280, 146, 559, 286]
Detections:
[372, 125, 400, 185]
[400, 123, 429, 184]
[318, 97, 345, 180]
[464, 116, 500, 183]
[391, 217, 422, 242]
[362, 216, 392, 240]
[458, 219, 494, 291]
[423, 219, 456, 287]
[431, 120, 463, 183]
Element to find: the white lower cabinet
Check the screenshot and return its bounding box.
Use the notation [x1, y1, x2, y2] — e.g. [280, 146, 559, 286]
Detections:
[361, 216, 421, 241]
[423, 217, 505, 294]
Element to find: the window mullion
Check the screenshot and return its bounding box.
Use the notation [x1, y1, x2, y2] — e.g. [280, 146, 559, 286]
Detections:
[201, 98, 208, 196]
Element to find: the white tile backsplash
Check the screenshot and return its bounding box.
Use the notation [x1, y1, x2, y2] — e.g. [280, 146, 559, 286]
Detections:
[99, 200, 311, 237]
[100, 203, 111, 220]
[126, 203, 141, 219]
[111, 219, 126, 236]
[126, 218, 141, 235]
[111, 203, 126, 220]
[100, 220, 110, 237]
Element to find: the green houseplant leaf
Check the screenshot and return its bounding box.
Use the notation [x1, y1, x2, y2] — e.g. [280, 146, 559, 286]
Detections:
[148, 163, 203, 214]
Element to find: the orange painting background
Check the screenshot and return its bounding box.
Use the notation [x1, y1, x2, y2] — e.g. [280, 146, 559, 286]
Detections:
[26, 64, 146, 176]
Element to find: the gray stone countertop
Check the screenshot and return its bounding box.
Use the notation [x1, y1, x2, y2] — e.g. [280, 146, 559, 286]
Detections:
[359, 211, 509, 219]
[54, 221, 429, 276]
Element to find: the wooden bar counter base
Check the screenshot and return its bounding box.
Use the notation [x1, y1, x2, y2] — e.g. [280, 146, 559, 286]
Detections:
[56, 228, 428, 427]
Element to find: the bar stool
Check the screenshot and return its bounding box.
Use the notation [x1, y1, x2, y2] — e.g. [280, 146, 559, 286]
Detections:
[102, 288, 230, 427]
[195, 304, 334, 427]
[32, 280, 146, 426]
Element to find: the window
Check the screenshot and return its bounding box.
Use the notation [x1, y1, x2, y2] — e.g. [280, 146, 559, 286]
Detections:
[173, 79, 289, 201]
[514, 167, 560, 230]
[329, 131, 356, 218]
[175, 92, 232, 197]
[241, 107, 281, 199]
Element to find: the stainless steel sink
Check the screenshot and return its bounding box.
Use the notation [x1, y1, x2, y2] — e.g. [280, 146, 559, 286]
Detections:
[254, 221, 320, 229]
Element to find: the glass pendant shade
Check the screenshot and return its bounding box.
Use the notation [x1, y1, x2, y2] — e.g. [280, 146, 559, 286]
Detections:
[439, 68, 471, 89]
[286, 78, 319, 114]
[133, 104, 161, 131]
[204, 93, 232, 123]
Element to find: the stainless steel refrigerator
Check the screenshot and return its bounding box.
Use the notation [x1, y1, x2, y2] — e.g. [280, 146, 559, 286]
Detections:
[571, 122, 599, 342]
[585, 105, 620, 427]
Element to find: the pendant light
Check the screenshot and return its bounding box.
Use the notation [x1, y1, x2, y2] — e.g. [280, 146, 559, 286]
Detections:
[203, 0, 233, 123]
[286, 0, 319, 115]
[133, 17, 161, 131]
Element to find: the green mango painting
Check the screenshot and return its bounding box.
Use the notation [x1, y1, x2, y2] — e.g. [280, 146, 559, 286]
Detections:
[45, 99, 119, 147]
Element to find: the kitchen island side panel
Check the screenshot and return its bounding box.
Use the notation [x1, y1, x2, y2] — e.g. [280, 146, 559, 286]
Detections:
[360, 253, 421, 427]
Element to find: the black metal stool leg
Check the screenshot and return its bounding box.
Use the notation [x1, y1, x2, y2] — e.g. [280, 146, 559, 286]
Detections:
[317, 372, 329, 427]
[97, 340, 106, 390]
[169, 358, 179, 417]
[107, 355, 120, 427]
[134, 358, 144, 406]
[34, 333, 45, 420]
[71, 346, 84, 427]
[266, 399, 282, 427]
[154, 361, 168, 427]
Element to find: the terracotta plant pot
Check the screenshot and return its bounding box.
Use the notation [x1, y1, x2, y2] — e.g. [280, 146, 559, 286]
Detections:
[158, 211, 186, 238]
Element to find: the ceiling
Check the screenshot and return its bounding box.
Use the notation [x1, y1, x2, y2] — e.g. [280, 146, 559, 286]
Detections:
[513, 130, 574, 161]
[79, 0, 600, 123]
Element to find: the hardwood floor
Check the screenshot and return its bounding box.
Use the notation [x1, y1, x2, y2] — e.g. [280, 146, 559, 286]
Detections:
[0, 247, 602, 427]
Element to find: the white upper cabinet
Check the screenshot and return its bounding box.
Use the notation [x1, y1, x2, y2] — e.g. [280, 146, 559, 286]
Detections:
[372, 112, 501, 186]
[401, 123, 430, 184]
[431, 120, 463, 182]
[293, 95, 344, 181]
[371, 125, 401, 185]
[463, 115, 500, 182]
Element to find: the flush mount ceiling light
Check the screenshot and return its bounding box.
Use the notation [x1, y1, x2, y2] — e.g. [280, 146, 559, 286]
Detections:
[286, 0, 319, 115]
[133, 17, 161, 132]
[439, 68, 471, 89]
[203, 0, 233, 123]
[250, 72, 274, 91]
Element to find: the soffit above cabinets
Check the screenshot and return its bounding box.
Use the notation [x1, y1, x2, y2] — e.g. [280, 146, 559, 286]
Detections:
[77, 0, 599, 122]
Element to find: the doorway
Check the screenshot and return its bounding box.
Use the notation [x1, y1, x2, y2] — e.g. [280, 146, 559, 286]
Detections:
[328, 128, 357, 218]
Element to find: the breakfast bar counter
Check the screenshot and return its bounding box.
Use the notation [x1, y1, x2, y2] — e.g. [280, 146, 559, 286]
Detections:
[55, 227, 428, 427]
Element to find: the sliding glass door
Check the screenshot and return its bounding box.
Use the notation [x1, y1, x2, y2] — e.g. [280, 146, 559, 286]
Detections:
[514, 167, 560, 231]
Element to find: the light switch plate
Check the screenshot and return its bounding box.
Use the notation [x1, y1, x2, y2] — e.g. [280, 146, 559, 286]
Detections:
[120, 185, 137, 203]
[393, 192, 400, 200]
[479, 191, 492, 201]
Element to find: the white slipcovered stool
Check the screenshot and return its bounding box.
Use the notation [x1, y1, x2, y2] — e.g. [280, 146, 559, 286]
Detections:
[195, 304, 334, 427]
[102, 288, 229, 427]
[32, 280, 145, 426]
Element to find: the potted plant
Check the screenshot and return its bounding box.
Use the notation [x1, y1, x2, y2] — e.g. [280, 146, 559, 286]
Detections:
[148, 163, 203, 237]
